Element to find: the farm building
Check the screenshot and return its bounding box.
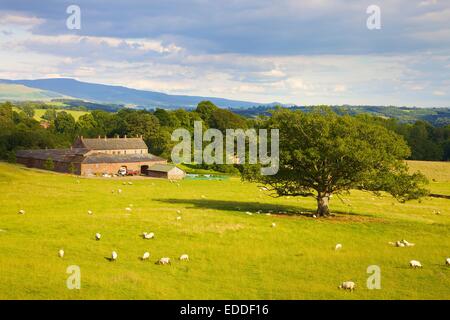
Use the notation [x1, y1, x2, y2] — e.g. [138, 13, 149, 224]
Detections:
[16, 136, 170, 176]
[145, 164, 186, 180]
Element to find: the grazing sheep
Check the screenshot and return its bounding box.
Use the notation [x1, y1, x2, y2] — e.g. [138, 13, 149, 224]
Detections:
[128, 182, 133, 185]
[335, 244, 342, 250]
[176, 216, 182, 221]
[260, 187, 268, 191]
[396, 241, 406, 247]
[266, 213, 271, 216]
[111, 251, 118, 261]
[118, 189, 122, 194]
[176, 210, 181, 214]
[409, 260, 422, 268]
[125, 207, 132, 212]
[445, 258, 450, 266]
[271, 222, 276, 228]
[143, 232, 155, 239]
[95, 233, 101, 241]
[201, 195, 206, 198]
[245, 211, 253, 215]
[338, 281, 355, 291]
[142, 252, 150, 261]
[18, 209, 25, 215]
[179, 254, 189, 261]
[87, 210, 93, 215]
[58, 249, 64, 258]
[157, 257, 171, 265]
[312, 214, 317, 218]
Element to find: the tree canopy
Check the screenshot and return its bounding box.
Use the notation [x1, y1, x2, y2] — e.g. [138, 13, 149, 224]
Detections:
[242, 108, 429, 216]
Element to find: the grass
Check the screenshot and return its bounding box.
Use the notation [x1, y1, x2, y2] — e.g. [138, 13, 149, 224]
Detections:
[0, 161, 449, 299]
[12, 107, 89, 121]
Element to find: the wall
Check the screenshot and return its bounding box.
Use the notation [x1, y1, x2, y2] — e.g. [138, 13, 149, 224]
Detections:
[80, 160, 167, 176]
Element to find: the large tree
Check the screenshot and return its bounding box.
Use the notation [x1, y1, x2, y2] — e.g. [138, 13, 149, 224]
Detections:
[242, 108, 429, 217]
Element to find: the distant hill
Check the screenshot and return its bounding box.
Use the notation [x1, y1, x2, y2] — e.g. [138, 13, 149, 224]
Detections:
[0, 78, 263, 109]
[0, 83, 69, 101]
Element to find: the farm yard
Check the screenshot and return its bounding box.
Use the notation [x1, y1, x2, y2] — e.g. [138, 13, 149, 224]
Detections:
[0, 161, 449, 299]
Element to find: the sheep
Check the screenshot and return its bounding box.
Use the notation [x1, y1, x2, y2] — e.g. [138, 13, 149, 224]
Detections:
[335, 244, 342, 250]
[143, 232, 155, 239]
[58, 249, 64, 258]
[179, 254, 189, 261]
[118, 189, 122, 194]
[87, 210, 93, 215]
[396, 241, 406, 247]
[271, 222, 276, 228]
[409, 260, 422, 268]
[111, 251, 118, 261]
[245, 211, 253, 215]
[128, 182, 133, 185]
[176, 210, 181, 214]
[142, 252, 150, 261]
[95, 233, 101, 241]
[125, 207, 132, 212]
[445, 258, 450, 266]
[176, 216, 182, 221]
[18, 209, 25, 215]
[157, 257, 171, 265]
[312, 214, 317, 218]
[338, 281, 355, 291]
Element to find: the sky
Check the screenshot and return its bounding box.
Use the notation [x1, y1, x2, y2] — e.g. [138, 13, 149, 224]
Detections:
[0, 0, 449, 107]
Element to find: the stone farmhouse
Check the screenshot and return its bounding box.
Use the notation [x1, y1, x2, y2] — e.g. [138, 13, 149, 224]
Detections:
[15, 136, 181, 177]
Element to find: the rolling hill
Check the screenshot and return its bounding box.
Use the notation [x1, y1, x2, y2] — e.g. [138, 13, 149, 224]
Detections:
[0, 78, 263, 109]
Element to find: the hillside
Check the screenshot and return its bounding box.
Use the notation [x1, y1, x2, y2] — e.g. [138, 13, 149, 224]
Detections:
[0, 84, 68, 101]
[0, 161, 449, 299]
[0, 78, 262, 109]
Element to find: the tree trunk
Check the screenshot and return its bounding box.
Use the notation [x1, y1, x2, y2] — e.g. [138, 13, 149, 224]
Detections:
[317, 195, 331, 217]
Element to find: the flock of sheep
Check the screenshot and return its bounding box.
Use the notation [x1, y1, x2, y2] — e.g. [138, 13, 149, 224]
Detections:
[17, 200, 450, 293]
[334, 241, 450, 291]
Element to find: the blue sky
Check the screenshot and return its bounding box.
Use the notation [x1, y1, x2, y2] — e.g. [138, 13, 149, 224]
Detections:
[0, 0, 449, 106]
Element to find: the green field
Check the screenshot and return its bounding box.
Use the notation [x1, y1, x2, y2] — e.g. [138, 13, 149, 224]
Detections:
[0, 161, 449, 299]
[12, 107, 89, 121]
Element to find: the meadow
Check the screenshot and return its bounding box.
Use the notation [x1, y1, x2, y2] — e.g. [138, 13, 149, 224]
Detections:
[0, 161, 449, 299]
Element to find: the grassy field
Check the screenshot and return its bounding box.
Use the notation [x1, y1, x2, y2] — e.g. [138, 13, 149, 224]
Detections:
[12, 107, 89, 121]
[0, 161, 449, 300]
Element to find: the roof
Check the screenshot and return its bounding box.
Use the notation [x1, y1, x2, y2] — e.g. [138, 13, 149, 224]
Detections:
[16, 148, 89, 162]
[82, 153, 166, 164]
[147, 164, 181, 173]
[75, 137, 148, 150]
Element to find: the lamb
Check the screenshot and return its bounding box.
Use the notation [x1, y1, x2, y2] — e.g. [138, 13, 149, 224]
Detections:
[176, 216, 182, 221]
[338, 281, 355, 291]
[445, 258, 450, 266]
[142, 252, 150, 261]
[117, 189, 122, 194]
[409, 260, 422, 268]
[245, 211, 253, 215]
[157, 257, 171, 265]
[125, 207, 132, 212]
[18, 209, 25, 215]
[58, 249, 64, 258]
[143, 232, 155, 239]
[95, 233, 101, 241]
[335, 244, 342, 250]
[87, 210, 93, 215]
[111, 251, 118, 261]
[271, 222, 276, 228]
[179, 254, 189, 261]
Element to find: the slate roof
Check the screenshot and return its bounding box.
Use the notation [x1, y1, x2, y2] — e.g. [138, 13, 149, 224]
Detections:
[147, 164, 180, 173]
[82, 153, 165, 164]
[75, 137, 148, 150]
[16, 148, 89, 162]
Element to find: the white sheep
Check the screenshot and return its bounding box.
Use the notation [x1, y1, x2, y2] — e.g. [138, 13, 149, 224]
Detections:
[271, 222, 276, 228]
[128, 182, 133, 185]
[125, 207, 132, 212]
[111, 251, 118, 261]
[95, 233, 101, 241]
[157, 257, 171, 265]
[142, 252, 150, 260]
[245, 211, 253, 215]
[445, 258, 450, 266]
[179, 254, 189, 261]
[18, 209, 25, 215]
[87, 210, 93, 215]
[176, 216, 182, 221]
[118, 189, 122, 194]
[143, 232, 154, 239]
[409, 260, 422, 268]
[58, 249, 64, 258]
[176, 210, 181, 214]
[338, 281, 355, 291]
[335, 244, 342, 250]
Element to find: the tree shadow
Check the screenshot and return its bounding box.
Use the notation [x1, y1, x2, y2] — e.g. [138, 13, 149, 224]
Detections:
[156, 198, 314, 216]
[155, 198, 375, 219]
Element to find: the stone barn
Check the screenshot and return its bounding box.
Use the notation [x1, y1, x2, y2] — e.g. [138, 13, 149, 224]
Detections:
[146, 164, 186, 180]
[16, 136, 167, 176]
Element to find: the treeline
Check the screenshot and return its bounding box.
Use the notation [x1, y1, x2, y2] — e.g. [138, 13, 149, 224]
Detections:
[1, 101, 449, 167]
